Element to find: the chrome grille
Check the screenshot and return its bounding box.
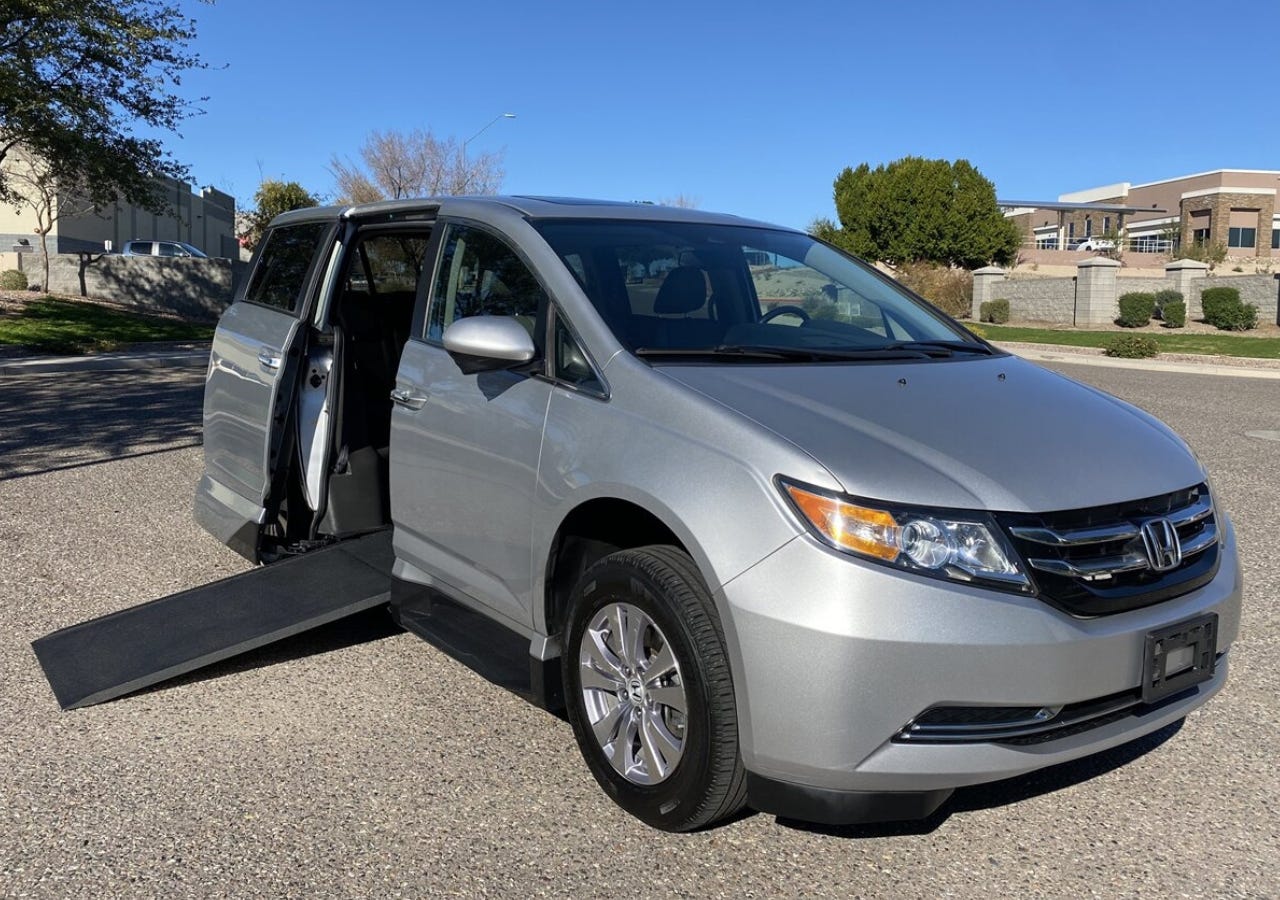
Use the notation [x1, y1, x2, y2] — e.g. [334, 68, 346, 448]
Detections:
[997, 484, 1220, 616]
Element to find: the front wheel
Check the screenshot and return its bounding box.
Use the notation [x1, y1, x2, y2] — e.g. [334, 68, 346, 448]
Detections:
[562, 545, 746, 831]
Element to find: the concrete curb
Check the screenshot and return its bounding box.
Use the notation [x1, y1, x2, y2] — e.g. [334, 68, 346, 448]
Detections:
[0, 348, 209, 377]
[995, 342, 1280, 380]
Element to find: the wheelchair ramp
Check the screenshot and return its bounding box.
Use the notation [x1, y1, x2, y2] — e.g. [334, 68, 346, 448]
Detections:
[32, 530, 395, 710]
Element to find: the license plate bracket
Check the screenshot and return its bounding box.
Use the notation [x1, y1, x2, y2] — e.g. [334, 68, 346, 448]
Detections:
[1142, 613, 1218, 704]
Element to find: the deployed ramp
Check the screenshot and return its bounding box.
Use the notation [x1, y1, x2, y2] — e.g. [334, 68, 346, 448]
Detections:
[32, 530, 395, 710]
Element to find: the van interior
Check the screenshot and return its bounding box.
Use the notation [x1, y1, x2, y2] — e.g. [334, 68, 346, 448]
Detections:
[265, 224, 432, 556]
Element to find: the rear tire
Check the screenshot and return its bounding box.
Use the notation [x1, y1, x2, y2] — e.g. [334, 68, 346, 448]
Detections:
[562, 545, 746, 831]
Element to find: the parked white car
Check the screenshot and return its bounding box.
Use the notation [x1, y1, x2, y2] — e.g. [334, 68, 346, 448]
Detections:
[1075, 238, 1115, 252]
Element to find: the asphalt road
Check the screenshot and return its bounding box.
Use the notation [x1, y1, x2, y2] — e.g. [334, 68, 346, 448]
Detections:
[1, 362, 1277, 898]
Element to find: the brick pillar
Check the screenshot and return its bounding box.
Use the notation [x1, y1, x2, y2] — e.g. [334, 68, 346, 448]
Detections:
[1073, 257, 1121, 325]
[1165, 259, 1210, 318]
[1257, 195, 1275, 259]
[971, 266, 1006, 318]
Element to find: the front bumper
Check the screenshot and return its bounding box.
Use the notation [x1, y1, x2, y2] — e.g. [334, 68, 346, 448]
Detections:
[716, 513, 1241, 804]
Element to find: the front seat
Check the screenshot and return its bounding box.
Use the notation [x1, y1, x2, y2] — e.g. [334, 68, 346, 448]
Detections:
[653, 266, 724, 348]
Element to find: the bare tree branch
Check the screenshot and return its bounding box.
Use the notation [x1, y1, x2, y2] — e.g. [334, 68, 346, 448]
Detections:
[328, 128, 506, 204]
[5, 143, 101, 290]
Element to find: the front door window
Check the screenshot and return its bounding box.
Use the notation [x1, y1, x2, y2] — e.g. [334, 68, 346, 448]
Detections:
[427, 224, 547, 356]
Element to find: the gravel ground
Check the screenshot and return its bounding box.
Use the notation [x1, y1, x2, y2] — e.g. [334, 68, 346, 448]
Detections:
[0, 366, 1277, 898]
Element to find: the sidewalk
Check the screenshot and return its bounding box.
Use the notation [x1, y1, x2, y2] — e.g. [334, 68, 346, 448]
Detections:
[0, 342, 210, 377]
[994, 341, 1280, 380]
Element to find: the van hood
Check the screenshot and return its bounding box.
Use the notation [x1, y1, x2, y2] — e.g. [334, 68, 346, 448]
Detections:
[660, 356, 1205, 512]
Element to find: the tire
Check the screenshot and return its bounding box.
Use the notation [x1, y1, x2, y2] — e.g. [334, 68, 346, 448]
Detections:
[562, 545, 746, 831]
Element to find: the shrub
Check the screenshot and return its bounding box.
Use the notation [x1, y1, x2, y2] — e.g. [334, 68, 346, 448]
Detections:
[1104, 335, 1159, 358]
[979, 298, 1009, 324]
[894, 261, 973, 318]
[0, 269, 28, 290]
[1199, 286, 1257, 330]
[1199, 286, 1239, 324]
[1212, 302, 1258, 331]
[1152, 288, 1182, 320]
[1177, 241, 1227, 269]
[1116, 292, 1155, 327]
[1162, 300, 1186, 328]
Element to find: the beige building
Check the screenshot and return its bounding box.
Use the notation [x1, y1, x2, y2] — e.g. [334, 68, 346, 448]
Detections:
[1005, 169, 1280, 258]
[0, 170, 237, 273]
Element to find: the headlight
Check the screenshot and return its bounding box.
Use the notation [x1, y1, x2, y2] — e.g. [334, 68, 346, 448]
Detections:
[779, 479, 1029, 590]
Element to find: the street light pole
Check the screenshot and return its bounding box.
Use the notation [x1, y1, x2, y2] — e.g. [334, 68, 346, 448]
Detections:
[461, 112, 515, 193]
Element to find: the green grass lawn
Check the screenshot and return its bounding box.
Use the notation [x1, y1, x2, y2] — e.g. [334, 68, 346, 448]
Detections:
[0, 297, 214, 354]
[969, 324, 1280, 359]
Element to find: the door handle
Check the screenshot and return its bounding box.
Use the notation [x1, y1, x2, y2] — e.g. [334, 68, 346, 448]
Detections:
[390, 387, 429, 410]
[257, 348, 282, 370]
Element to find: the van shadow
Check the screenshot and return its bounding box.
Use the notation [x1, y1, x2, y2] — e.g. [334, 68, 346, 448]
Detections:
[773, 719, 1184, 838]
[0, 369, 205, 480]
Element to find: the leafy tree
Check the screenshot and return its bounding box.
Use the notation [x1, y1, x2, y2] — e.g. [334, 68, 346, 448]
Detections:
[329, 128, 505, 204]
[807, 216, 840, 244]
[0, 0, 207, 212]
[828, 157, 1020, 268]
[240, 180, 321, 250]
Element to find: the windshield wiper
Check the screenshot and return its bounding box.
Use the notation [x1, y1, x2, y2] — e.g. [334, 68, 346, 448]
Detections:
[634, 345, 934, 362]
[879, 340, 994, 356]
[635, 346, 801, 361]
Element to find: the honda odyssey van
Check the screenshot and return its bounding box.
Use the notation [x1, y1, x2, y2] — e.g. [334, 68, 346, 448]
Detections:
[197, 197, 1240, 830]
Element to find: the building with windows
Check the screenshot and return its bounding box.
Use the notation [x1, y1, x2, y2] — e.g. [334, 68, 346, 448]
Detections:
[0, 164, 237, 273]
[1003, 169, 1280, 258]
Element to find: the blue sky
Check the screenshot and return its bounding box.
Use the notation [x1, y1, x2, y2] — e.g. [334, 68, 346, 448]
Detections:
[167, 0, 1280, 229]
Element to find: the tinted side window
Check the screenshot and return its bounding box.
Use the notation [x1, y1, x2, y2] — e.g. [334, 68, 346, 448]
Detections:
[244, 222, 329, 313]
[129, 241, 153, 255]
[157, 242, 181, 257]
[427, 224, 546, 354]
[347, 234, 431, 294]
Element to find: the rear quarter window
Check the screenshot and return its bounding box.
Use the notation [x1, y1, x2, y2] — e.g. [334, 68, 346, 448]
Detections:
[244, 222, 330, 313]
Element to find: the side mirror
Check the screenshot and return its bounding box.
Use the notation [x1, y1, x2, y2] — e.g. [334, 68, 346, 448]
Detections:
[442, 316, 536, 373]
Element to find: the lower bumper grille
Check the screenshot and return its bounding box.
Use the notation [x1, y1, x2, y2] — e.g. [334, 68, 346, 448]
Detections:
[894, 655, 1223, 746]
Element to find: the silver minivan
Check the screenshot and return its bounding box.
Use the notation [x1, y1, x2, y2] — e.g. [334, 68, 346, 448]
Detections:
[197, 197, 1241, 831]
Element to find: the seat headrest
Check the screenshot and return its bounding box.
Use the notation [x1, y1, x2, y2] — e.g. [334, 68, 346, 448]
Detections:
[654, 266, 707, 315]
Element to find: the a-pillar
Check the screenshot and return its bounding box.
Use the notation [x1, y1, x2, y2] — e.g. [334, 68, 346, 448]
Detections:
[1074, 257, 1121, 325]
[971, 266, 1006, 319]
[1164, 259, 1209, 319]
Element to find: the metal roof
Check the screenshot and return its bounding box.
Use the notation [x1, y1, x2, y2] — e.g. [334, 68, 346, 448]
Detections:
[270, 196, 789, 231]
[999, 200, 1167, 214]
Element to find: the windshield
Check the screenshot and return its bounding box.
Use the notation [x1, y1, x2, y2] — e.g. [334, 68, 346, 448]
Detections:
[533, 220, 985, 361]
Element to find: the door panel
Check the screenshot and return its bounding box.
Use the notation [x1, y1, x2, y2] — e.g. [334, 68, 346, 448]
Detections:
[389, 222, 553, 625]
[201, 221, 332, 518]
[390, 340, 551, 621]
[203, 301, 303, 505]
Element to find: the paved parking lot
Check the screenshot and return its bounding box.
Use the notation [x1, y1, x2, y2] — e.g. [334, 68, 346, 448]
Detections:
[1, 362, 1277, 898]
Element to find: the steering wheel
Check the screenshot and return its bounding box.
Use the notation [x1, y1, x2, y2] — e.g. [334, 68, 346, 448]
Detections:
[760, 305, 811, 324]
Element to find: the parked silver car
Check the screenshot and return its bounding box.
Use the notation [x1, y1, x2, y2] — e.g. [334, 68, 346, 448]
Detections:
[196, 197, 1241, 830]
[122, 239, 209, 258]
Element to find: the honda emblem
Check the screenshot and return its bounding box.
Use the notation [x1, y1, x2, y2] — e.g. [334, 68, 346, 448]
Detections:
[1140, 518, 1182, 572]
